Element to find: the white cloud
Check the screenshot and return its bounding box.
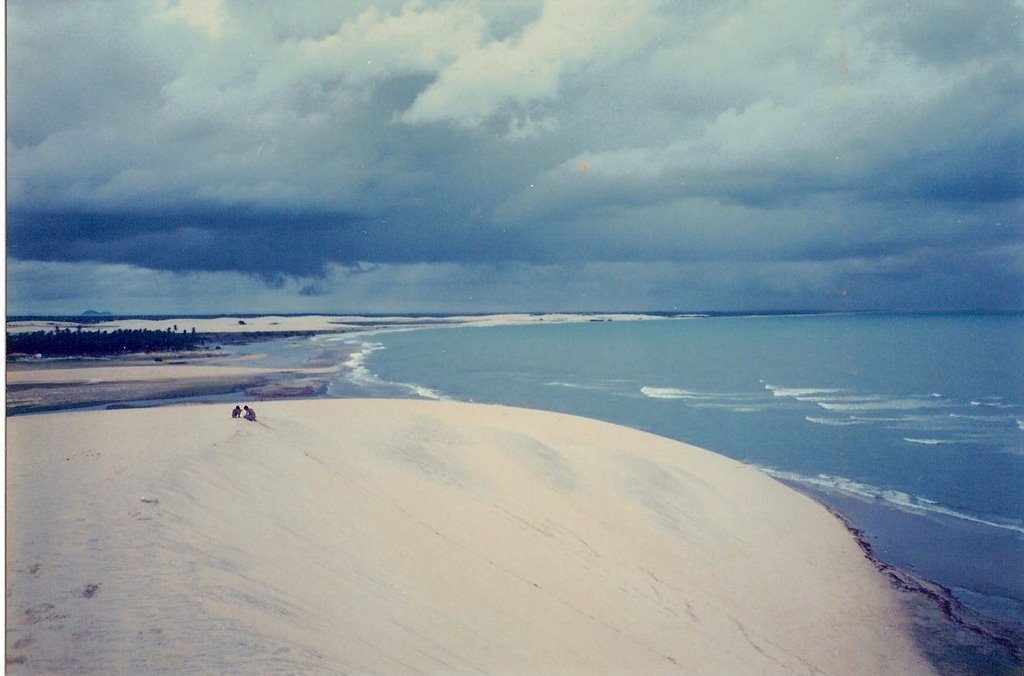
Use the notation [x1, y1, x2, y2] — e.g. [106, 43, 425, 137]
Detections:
[293, 1, 485, 88]
[160, 0, 230, 40]
[401, 0, 664, 126]
[494, 12, 1006, 225]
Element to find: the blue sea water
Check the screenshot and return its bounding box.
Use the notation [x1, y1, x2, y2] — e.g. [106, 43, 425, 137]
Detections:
[318, 312, 1024, 621]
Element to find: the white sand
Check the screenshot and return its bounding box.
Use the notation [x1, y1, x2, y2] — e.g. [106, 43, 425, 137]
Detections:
[6, 399, 934, 674]
[6, 312, 668, 335]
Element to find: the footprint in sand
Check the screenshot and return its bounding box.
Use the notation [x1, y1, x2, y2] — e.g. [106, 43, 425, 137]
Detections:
[24, 603, 66, 627]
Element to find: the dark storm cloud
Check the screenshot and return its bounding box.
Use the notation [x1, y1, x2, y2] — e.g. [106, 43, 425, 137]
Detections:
[6, 210, 362, 276]
[6, 206, 541, 277]
[6, 0, 1023, 312]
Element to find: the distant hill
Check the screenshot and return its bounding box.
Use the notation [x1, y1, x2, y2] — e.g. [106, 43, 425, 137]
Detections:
[81, 310, 114, 316]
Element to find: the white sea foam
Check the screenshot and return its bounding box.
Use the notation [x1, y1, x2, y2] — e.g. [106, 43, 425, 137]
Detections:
[763, 383, 843, 399]
[804, 416, 864, 427]
[640, 386, 704, 399]
[949, 413, 1014, 421]
[755, 467, 1024, 535]
[341, 340, 448, 400]
[971, 397, 1017, 409]
[845, 415, 904, 423]
[766, 382, 960, 417]
[816, 397, 945, 412]
[640, 386, 769, 412]
[547, 381, 586, 390]
[403, 383, 447, 400]
[642, 386, 760, 400]
[342, 341, 384, 384]
[687, 403, 767, 412]
[903, 437, 956, 445]
[854, 414, 941, 424]
[545, 381, 618, 393]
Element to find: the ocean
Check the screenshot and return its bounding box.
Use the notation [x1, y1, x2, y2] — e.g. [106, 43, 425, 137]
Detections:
[315, 312, 1024, 624]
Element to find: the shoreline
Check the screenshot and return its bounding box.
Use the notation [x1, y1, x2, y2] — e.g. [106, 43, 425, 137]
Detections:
[7, 314, 1022, 672]
[819, 501, 1023, 672]
[5, 313, 669, 415]
[5, 360, 342, 416]
[5, 311, 674, 336]
[7, 399, 935, 673]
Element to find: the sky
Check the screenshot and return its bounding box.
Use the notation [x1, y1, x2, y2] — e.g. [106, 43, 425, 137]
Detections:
[6, 0, 1024, 314]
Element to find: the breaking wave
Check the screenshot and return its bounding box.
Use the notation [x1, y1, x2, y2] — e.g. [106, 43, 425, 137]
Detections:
[640, 386, 767, 412]
[816, 397, 946, 412]
[804, 416, 864, 427]
[756, 467, 1024, 536]
[641, 387, 705, 400]
[340, 339, 448, 400]
[764, 384, 844, 399]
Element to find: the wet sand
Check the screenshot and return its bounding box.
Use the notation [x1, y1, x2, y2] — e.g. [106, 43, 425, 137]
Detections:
[6, 361, 339, 415]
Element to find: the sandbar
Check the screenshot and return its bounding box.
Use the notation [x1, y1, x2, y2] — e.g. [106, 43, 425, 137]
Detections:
[5, 312, 670, 335]
[6, 362, 338, 415]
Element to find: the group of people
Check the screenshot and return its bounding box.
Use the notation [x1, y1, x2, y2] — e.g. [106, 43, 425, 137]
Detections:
[231, 404, 257, 422]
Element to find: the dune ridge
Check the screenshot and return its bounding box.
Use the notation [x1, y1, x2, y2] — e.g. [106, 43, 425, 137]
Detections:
[6, 399, 933, 673]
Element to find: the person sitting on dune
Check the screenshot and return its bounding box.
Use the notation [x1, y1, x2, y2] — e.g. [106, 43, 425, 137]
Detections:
[243, 405, 257, 422]
[231, 405, 242, 419]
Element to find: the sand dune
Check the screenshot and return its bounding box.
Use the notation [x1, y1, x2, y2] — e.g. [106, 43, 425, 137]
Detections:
[6, 399, 933, 673]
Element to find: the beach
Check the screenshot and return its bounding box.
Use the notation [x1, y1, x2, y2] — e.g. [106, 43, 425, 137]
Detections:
[5, 398, 934, 673]
[5, 361, 346, 415]
[5, 313, 668, 414]
[5, 312, 667, 335]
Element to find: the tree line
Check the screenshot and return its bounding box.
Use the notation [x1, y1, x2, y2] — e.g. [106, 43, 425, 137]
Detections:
[7, 327, 209, 357]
